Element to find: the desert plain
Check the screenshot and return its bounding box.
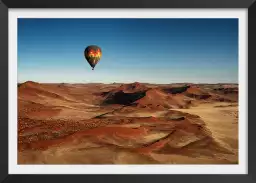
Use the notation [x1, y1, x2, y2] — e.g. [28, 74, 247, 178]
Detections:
[17, 81, 238, 164]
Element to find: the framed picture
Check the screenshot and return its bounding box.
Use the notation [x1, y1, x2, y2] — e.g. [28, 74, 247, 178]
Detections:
[0, 0, 254, 182]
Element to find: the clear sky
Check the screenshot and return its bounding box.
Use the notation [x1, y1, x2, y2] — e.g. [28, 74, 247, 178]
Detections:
[18, 18, 238, 84]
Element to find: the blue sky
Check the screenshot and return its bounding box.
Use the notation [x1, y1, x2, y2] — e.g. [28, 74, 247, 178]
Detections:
[18, 18, 238, 84]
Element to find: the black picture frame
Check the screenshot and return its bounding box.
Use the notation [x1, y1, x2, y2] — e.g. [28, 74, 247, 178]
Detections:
[0, 0, 254, 182]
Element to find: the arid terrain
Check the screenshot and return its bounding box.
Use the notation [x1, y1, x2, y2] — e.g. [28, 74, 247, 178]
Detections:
[17, 81, 238, 164]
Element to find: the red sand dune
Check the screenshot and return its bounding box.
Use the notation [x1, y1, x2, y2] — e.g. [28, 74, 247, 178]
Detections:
[19, 126, 148, 151]
[18, 100, 62, 119]
[115, 82, 148, 93]
[17, 82, 238, 164]
[134, 88, 190, 109]
[102, 83, 238, 109]
[18, 81, 69, 101]
[102, 84, 191, 109]
[186, 86, 207, 95]
[135, 137, 170, 153]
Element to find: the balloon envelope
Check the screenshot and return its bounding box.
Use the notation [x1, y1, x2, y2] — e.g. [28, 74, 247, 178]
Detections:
[84, 45, 102, 70]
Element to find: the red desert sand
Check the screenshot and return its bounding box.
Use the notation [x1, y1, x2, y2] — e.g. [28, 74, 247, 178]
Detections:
[18, 81, 238, 164]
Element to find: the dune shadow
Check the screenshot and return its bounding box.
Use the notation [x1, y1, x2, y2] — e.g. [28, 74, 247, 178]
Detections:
[102, 91, 146, 106]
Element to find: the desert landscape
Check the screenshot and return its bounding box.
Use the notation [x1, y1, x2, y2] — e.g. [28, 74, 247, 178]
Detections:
[17, 81, 238, 164]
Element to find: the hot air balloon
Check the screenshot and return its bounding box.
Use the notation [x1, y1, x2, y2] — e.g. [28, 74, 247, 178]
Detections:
[84, 45, 102, 70]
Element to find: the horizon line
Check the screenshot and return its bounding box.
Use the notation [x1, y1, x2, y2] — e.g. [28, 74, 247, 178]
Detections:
[17, 80, 239, 85]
